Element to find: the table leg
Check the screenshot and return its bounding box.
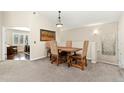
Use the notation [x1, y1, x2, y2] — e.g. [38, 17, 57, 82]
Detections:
[67, 52, 71, 67]
[74, 51, 77, 56]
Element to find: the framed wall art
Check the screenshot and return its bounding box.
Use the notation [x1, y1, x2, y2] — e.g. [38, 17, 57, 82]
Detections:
[40, 29, 56, 41]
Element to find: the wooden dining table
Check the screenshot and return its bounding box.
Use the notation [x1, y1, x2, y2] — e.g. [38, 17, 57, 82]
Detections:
[58, 46, 82, 67]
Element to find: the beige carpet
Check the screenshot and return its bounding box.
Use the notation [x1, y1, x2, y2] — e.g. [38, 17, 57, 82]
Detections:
[0, 58, 124, 82]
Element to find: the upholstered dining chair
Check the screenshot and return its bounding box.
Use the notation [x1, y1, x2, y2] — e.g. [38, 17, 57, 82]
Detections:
[69, 40, 89, 70]
[60, 40, 72, 58]
[45, 41, 51, 57]
[50, 41, 64, 66]
[66, 41, 72, 47]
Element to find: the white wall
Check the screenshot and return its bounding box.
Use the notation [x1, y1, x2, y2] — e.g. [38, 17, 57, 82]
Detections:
[3, 11, 32, 27]
[59, 22, 118, 64]
[0, 12, 3, 61]
[118, 13, 124, 68]
[30, 13, 57, 60]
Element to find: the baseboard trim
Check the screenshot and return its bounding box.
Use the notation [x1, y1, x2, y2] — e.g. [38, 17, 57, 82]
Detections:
[30, 56, 47, 61]
[118, 63, 124, 68]
[91, 60, 97, 63]
[87, 58, 92, 60]
[97, 60, 118, 66]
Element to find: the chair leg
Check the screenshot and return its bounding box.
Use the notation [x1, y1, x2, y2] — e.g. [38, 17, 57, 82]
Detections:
[68, 57, 72, 67]
[85, 58, 87, 67]
[51, 55, 53, 64]
[51, 60, 53, 64]
[50, 54, 52, 60]
[57, 56, 59, 66]
[51, 59, 56, 64]
[51, 55, 57, 64]
[51, 58, 55, 64]
[68, 58, 71, 67]
[57, 59, 59, 66]
[81, 66, 84, 70]
[80, 60, 85, 70]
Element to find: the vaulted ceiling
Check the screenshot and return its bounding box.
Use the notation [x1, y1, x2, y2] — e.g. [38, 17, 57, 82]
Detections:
[39, 11, 121, 30]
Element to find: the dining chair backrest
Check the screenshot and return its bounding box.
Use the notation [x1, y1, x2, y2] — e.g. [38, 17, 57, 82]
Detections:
[50, 41, 58, 55]
[82, 40, 89, 58]
[66, 41, 72, 48]
[45, 41, 50, 48]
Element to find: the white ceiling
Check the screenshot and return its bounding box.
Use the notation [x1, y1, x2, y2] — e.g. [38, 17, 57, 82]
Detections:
[39, 11, 121, 30]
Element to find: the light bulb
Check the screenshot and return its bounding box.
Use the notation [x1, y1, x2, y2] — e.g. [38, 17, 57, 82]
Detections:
[56, 24, 63, 27]
[93, 29, 99, 35]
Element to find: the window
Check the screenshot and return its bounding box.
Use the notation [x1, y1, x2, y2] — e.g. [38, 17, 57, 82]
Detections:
[14, 34, 19, 44]
[20, 35, 24, 44]
[13, 33, 29, 45]
[25, 35, 29, 45]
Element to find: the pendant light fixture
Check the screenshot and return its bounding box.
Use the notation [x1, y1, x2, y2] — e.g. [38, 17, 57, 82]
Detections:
[56, 11, 63, 28]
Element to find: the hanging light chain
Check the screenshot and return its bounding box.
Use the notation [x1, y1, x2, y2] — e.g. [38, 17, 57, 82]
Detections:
[56, 11, 63, 27]
[58, 11, 61, 23]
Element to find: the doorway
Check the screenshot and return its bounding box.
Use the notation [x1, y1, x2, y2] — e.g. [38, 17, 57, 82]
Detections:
[2, 27, 31, 61]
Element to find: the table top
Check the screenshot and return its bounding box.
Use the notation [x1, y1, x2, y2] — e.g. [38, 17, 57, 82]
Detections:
[58, 46, 82, 52]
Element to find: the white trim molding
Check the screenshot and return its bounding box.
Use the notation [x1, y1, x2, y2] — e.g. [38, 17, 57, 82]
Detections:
[91, 60, 97, 63]
[30, 56, 47, 61]
[118, 62, 124, 68]
[97, 60, 119, 66]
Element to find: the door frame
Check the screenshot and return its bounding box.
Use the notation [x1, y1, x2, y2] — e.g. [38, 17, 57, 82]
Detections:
[2, 26, 7, 61]
[2, 26, 31, 61]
